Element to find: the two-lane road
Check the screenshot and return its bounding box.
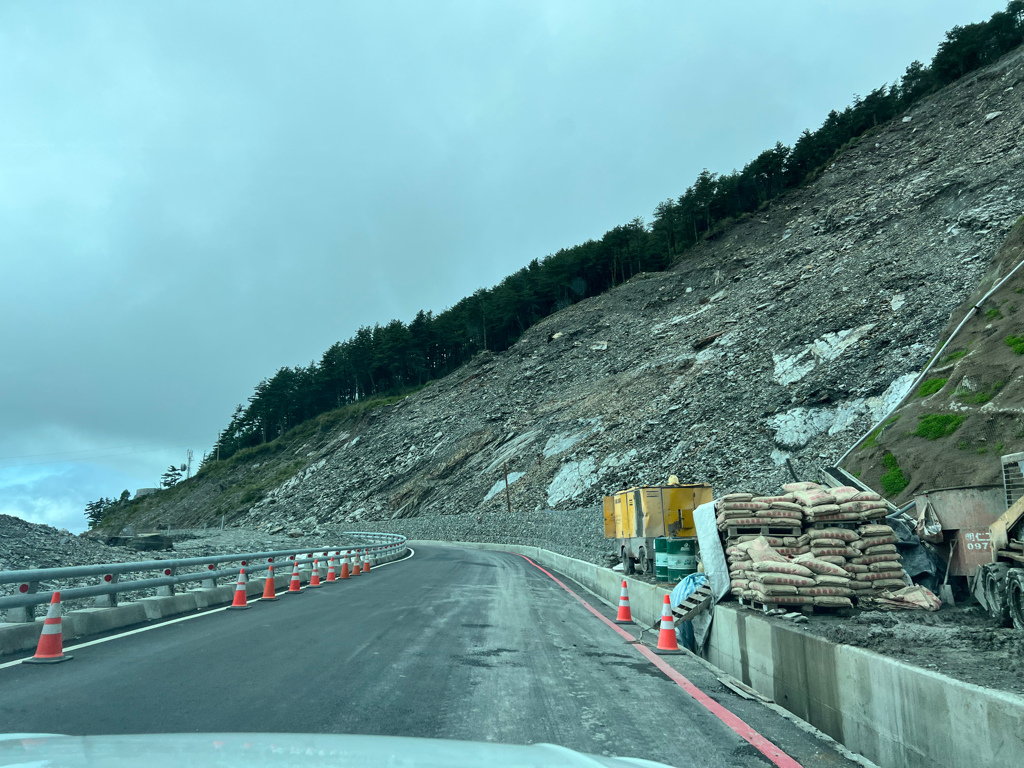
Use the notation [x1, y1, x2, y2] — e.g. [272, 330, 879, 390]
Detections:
[0, 544, 859, 768]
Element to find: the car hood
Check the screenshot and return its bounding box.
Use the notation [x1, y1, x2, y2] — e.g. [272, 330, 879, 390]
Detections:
[0, 733, 675, 768]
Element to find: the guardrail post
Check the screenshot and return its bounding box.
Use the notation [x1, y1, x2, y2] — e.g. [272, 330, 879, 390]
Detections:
[156, 567, 175, 596]
[6, 581, 38, 622]
[93, 574, 119, 607]
[201, 564, 217, 589]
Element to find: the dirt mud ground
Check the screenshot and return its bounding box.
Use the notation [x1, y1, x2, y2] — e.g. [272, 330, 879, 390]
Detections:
[740, 602, 1024, 695]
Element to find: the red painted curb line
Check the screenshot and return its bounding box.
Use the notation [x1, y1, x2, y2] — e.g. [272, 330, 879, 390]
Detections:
[517, 554, 803, 768]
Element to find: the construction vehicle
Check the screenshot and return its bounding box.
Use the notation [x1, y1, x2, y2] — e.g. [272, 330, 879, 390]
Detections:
[603, 480, 712, 575]
[972, 452, 1024, 630]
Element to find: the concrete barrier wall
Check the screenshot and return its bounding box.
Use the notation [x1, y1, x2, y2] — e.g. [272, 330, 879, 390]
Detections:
[415, 540, 1024, 768]
[707, 605, 1024, 768]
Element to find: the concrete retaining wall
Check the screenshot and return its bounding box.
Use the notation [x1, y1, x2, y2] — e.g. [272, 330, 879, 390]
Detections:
[415, 540, 1024, 768]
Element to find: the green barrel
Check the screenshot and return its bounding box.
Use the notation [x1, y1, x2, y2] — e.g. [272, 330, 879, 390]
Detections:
[666, 538, 698, 581]
[654, 537, 668, 580]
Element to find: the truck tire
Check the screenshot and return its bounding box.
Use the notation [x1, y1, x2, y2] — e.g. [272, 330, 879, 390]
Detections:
[983, 563, 1011, 627]
[1007, 569, 1024, 631]
[622, 549, 635, 575]
[636, 547, 650, 575]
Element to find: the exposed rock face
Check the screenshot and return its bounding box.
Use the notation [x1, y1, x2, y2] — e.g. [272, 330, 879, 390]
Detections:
[136, 48, 1024, 545]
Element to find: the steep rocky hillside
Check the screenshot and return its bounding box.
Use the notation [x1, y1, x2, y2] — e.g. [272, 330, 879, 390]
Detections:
[119, 47, 1024, 544]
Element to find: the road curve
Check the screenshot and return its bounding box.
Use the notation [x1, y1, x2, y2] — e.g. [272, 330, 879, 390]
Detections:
[0, 544, 859, 768]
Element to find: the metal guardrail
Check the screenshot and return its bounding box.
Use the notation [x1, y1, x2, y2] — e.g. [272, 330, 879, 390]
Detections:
[0, 532, 406, 622]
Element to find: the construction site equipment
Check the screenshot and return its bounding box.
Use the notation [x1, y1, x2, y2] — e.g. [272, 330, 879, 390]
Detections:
[666, 538, 697, 581]
[603, 483, 712, 576]
[227, 570, 250, 609]
[971, 453, 1024, 630]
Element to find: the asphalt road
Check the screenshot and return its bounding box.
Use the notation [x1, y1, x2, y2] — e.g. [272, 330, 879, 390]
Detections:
[0, 545, 861, 768]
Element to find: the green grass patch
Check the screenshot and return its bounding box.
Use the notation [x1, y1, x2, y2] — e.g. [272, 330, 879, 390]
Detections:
[914, 413, 966, 440]
[941, 348, 967, 363]
[957, 440, 969, 450]
[996, 442, 1004, 453]
[861, 414, 901, 450]
[880, 452, 908, 497]
[959, 380, 1005, 405]
[1006, 335, 1024, 355]
[977, 447, 989, 455]
[986, 308, 1003, 320]
[915, 377, 947, 397]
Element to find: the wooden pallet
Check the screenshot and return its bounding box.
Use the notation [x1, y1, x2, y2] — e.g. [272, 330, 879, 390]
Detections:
[726, 524, 802, 538]
[671, 583, 713, 622]
[740, 597, 855, 616]
[806, 520, 861, 531]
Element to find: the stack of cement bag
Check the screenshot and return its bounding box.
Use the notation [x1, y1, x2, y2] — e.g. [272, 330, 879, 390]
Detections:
[716, 492, 805, 528]
[725, 536, 853, 609]
[782, 482, 889, 523]
[844, 523, 908, 599]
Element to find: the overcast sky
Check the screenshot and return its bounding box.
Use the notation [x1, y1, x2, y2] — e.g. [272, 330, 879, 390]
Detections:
[0, 1, 1006, 533]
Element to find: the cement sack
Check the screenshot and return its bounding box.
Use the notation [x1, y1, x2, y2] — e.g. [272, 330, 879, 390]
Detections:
[750, 560, 815, 578]
[774, 545, 811, 557]
[749, 582, 799, 596]
[851, 553, 902, 565]
[864, 543, 899, 556]
[813, 596, 854, 608]
[783, 482, 822, 492]
[768, 501, 804, 513]
[814, 574, 852, 587]
[817, 555, 848, 566]
[735, 536, 787, 563]
[758, 508, 803, 520]
[754, 494, 796, 504]
[800, 501, 840, 514]
[858, 524, 894, 537]
[758, 573, 817, 587]
[725, 545, 749, 557]
[793, 554, 850, 577]
[854, 534, 899, 550]
[798, 586, 854, 597]
[839, 500, 888, 513]
[721, 493, 754, 501]
[808, 538, 846, 548]
[850, 491, 882, 502]
[856, 570, 905, 582]
[720, 500, 771, 511]
[730, 579, 749, 590]
[740, 589, 760, 600]
[869, 561, 905, 573]
[859, 508, 888, 521]
[811, 546, 859, 558]
[807, 527, 860, 543]
[725, 517, 786, 527]
[843, 563, 870, 574]
[831, 487, 863, 504]
[792, 490, 835, 507]
[732, 534, 786, 546]
[847, 580, 874, 590]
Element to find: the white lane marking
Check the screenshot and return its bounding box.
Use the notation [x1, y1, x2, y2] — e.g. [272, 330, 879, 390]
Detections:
[0, 547, 416, 672]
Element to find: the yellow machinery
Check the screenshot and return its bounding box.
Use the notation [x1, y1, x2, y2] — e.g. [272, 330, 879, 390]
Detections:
[603, 482, 712, 575]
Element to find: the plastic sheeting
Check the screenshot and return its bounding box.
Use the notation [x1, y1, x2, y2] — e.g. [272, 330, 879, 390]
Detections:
[691, 499, 728, 649]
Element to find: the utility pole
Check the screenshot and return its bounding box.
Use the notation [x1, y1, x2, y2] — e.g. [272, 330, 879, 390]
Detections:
[186, 449, 194, 479]
[503, 462, 512, 515]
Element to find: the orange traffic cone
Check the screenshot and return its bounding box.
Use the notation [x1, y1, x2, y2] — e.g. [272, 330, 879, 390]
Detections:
[326, 557, 337, 582]
[25, 591, 71, 664]
[309, 559, 322, 588]
[287, 561, 303, 594]
[654, 594, 682, 655]
[614, 580, 633, 624]
[227, 569, 250, 610]
[350, 554, 360, 577]
[339, 556, 350, 579]
[262, 564, 278, 600]
[362, 558, 371, 574]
